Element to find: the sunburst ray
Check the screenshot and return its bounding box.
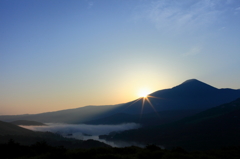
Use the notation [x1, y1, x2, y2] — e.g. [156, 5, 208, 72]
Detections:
[121, 97, 142, 112]
[145, 96, 160, 116]
[140, 97, 146, 119]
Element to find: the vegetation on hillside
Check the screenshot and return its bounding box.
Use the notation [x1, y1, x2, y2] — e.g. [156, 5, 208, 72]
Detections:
[2, 140, 240, 159]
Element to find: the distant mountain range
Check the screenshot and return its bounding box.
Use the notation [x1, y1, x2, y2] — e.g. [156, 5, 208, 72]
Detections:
[0, 105, 121, 123]
[0, 79, 239, 125]
[101, 97, 240, 150]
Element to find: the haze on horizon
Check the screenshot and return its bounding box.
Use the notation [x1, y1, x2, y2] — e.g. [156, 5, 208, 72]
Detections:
[1, 0, 240, 115]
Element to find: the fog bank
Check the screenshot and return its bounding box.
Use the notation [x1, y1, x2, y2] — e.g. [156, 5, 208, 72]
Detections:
[21, 123, 142, 147]
[22, 123, 141, 135]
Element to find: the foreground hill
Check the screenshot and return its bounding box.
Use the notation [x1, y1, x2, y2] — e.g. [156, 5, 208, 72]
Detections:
[0, 79, 239, 124]
[0, 120, 34, 135]
[0, 120, 110, 149]
[101, 98, 240, 150]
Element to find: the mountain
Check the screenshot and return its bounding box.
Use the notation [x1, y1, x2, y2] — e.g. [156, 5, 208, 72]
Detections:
[10, 120, 46, 126]
[118, 79, 240, 114]
[100, 97, 240, 150]
[0, 79, 239, 124]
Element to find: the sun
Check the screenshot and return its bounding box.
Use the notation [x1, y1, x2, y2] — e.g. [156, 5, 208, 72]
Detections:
[138, 88, 151, 98]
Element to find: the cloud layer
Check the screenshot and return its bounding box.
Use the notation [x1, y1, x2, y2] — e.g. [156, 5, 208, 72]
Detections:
[22, 123, 141, 136]
[22, 123, 142, 147]
[134, 0, 232, 33]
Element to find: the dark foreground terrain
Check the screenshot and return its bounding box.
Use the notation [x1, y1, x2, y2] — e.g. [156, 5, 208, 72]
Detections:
[2, 140, 240, 159]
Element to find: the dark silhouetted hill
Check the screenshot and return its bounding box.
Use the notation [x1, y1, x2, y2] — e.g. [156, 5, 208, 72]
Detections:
[119, 79, 240, 114]
[101, 98, 240, 150]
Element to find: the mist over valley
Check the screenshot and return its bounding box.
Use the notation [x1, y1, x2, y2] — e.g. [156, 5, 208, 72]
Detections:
[21, 123, 142, 147]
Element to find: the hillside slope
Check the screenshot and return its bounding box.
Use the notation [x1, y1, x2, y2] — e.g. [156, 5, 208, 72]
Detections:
[101, 98, 240, 150]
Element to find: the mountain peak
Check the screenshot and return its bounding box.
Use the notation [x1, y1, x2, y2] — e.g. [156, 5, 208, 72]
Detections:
[182, 79, 201, 84]
[172, 79, 217, 91]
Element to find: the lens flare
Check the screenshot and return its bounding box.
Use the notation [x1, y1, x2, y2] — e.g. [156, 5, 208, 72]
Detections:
[138, 88, 151, 98]
[122, 88, 164, 119]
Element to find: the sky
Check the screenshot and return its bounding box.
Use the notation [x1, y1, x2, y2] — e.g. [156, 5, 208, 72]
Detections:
[1, 0, 240, 115]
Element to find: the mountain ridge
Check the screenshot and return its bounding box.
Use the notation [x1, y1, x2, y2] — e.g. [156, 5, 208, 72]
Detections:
[0, 79, 239, 124]
[120, 79, 240, 114]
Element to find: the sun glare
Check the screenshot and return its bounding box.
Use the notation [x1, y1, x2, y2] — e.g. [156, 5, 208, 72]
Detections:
[138, 88, 151, 98]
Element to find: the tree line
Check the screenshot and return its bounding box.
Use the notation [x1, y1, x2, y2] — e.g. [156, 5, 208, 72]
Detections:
[1, 139, 240, 159]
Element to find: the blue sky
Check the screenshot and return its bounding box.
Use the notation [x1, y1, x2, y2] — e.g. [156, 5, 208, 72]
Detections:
[1, 0, 240, 115]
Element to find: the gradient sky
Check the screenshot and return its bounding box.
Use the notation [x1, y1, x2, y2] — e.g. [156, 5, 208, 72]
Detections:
[1, 0, 240, 115]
